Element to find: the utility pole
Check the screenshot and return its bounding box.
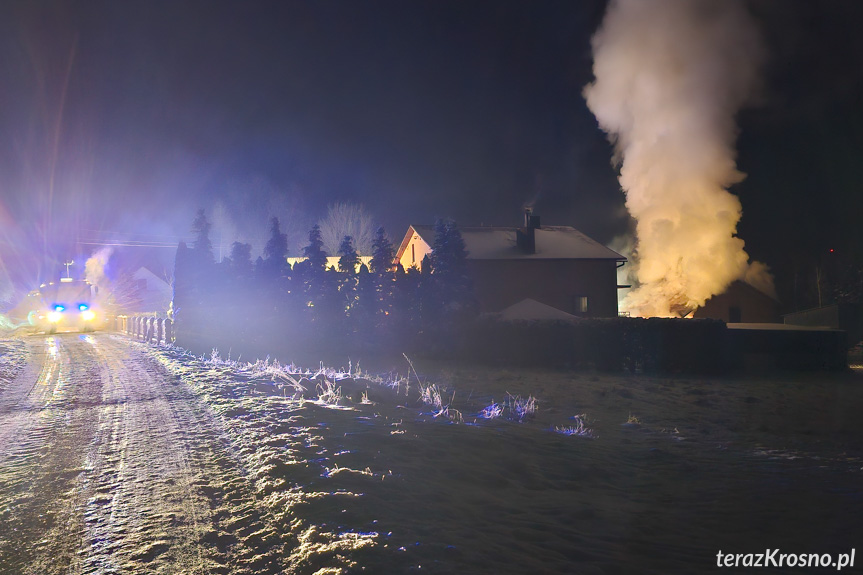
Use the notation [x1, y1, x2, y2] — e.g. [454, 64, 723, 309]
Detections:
[815, 265, 823, 308]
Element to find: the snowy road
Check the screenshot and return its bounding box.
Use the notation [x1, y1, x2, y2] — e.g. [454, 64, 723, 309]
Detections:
[0, 333, 280, 574]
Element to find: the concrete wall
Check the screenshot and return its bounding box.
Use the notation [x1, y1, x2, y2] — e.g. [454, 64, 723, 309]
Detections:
[463, 317, 847, 372]
[784, 303, 862, 346]
[727, 325, 847, 371]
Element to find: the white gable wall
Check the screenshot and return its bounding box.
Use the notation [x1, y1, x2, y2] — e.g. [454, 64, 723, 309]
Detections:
[398, 231, 432, 271]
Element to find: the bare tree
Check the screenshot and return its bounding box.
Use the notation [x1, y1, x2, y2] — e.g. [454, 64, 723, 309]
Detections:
[318, 202, 375, 256]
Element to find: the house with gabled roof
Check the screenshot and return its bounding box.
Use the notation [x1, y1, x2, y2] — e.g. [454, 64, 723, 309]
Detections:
[129, 267, 173, 315]
[395, 210, 627, 318]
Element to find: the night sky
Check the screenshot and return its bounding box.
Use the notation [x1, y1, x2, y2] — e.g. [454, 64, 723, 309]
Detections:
[1, 0, 862, 310]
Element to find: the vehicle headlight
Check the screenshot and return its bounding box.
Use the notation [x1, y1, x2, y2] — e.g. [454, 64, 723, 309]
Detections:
[47, 311, 63, 323]
[81, 310, 96, 321]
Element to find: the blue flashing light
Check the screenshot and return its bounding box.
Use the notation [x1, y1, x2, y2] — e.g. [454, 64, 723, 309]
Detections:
[78, 303, 89, 311]
[53, 304, 65, 312]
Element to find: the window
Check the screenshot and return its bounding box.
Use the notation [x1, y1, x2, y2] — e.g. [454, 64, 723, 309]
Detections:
[411, 244, 416, 264]
[728, 306, 742, 323]
[574, 295, 588, 315]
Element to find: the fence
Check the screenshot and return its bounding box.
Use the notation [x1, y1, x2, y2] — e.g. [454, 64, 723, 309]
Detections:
[460, 316, 848, 373]
[119, 315, 173, 345]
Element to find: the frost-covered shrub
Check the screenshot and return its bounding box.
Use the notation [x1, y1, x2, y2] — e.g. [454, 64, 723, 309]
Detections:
[316, 378, 342, 405]
[479, 401, 503, 419]
[504, 393, 536, 423]
[419, 383, 444, 411]
[416, 382, 462, 421]
[554, 414, 594, 438]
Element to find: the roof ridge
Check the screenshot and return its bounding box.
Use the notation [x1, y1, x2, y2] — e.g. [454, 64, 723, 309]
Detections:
[400, 223, 626, 261]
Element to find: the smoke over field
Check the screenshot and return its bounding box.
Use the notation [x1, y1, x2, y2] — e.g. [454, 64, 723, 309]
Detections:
[585, 0, 774, 317]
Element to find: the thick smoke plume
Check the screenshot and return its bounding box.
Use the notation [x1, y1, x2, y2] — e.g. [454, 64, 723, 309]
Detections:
[85, 247, 113, 293]
[584, 0, 774, 317]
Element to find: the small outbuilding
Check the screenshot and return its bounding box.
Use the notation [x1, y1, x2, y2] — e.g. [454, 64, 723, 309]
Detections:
[395, 211, 626, 318]
[692, 280, 780, 323]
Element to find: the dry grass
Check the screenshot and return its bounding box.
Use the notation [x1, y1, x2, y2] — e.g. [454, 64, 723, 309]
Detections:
[315, 379, 342, 405]
[554, 414, 594, 438]
[504, 393, 537, 422]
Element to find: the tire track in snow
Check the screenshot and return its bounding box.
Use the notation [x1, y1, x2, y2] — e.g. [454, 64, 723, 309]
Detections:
[73, 333, 215, 574]
[0, 335, 102, 573]
[0, 334, 280, 574]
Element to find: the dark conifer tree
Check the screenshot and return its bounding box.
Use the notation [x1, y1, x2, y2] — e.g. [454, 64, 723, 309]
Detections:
[171, 241, 190, 318]
[390, 263, 410, 329]
[173, 210, 218, 348]
[369, 227, 396, 321]
[228, 242, 253, 280]
[316, 266, 344, 336]
[303, 224, 328, 270]
[262, 216, 288, 278]
[337, 236, 360, 329]
[370, 227, 395, 274]
[404, 265, 425, 333]
[352, 263, 377, 339]
[169, 241, 191, 343]
[429, 218, 475, 319]
[417, 253, 436, 328]
[187, 209, 217, 306]
[429, 219, 468, 279]
[421, 253, 433, 276]
[299, 224, 329, 312]
[188, 209, 219, 294]
[191, 209, 215, 264]
[389, 263, 416, 342]
[337, 235, 359, 274]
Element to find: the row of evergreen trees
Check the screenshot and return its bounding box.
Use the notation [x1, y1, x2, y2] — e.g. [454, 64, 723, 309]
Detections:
[172, 210, 476, 355]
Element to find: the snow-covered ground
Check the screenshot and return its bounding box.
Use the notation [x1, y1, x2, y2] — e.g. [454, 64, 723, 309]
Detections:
[1, 332, 861, 573]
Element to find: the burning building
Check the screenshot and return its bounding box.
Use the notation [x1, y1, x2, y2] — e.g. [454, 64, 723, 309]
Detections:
[584, 0, 774, 318]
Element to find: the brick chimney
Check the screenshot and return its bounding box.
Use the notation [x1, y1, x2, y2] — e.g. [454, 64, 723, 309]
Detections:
[516, 207, 540, 254]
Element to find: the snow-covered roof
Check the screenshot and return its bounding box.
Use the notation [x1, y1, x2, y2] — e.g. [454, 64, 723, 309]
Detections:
[131, 267, 172, 313]
[407, 225, 625, 261]
[497, 298, 579, 322]
[132, 267, 171, 293]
